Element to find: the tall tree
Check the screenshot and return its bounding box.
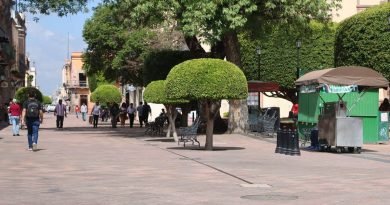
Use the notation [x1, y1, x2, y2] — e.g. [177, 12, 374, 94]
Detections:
[82, 4, 186, 86]
[16, 0, 89, 16]
[105, 0, 341, 133]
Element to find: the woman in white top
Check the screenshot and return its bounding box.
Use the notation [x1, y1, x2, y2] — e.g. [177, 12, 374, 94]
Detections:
[91, 102, 101, 128]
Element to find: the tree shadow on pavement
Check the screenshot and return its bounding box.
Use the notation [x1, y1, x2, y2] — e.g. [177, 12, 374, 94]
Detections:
[146, 138, 175, 142]
[39, 126, 148, 139]
[167, 146, 245, 151]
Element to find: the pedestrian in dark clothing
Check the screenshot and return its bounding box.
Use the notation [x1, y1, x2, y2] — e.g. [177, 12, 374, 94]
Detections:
[110, 102, 120, 128]
[142, 102, 152, 125]
[379, 98, 390, 111]
[54, 99, 67, 128]
[136, 102, 144, 127]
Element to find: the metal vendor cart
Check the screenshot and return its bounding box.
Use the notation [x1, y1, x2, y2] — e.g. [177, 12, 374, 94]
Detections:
[295, 66, 389, 153]
[318, 101, 363, 153]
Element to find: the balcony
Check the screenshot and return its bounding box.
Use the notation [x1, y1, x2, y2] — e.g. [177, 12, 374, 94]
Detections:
[65, 80, 89, 88]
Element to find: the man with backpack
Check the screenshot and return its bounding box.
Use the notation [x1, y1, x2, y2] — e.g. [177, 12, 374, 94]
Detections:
[21, 92, 43, 151]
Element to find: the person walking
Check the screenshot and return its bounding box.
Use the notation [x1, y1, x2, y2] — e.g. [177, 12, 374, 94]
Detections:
[54, 99, 67, 129]
[127, 103, 136, 128]
[75, 105, 80, 118]
[80, 103, 88, 121]
[136, 102, 144, 127]
[8, 98, 12, 125]
[21, 92, 43, 151]
[110, 102, 120, 128]
[9, 99, 21, 136]
[142, 102, 152, 125]
[119, 102, 127, 127]
[91, 102, 101, 128]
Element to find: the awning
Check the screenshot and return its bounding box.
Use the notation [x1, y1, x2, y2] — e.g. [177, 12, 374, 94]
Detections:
[295, 66, 389, 88]
[248, 81, 280, 92]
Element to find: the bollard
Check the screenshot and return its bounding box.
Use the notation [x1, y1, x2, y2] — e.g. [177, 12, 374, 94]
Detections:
[280, 128, 288, 154]
[290, 129, 301, 156]
[284, 129, 292, 155]
[275, 129, 282, 153]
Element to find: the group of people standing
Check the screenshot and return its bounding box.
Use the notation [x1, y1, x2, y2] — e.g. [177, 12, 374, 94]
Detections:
[88, 101, 151, 128]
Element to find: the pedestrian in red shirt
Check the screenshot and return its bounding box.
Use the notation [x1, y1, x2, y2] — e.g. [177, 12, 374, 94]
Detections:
[289, 103, 299, 119]
[75, 105, 80, 118]
[9, 99, 22, 136]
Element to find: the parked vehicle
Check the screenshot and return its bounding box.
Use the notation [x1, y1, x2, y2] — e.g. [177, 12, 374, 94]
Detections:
[47, 104, 56, 112]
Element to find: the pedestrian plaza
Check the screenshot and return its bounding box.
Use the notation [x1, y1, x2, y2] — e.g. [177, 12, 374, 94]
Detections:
[0, 113, 390, 205]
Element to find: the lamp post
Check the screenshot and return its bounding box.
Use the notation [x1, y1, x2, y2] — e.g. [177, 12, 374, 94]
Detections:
[296, 40, 301, 79]
[295, 40, 302, 101]
[388, 15, 390, 31]
[256, 47, 261, 81]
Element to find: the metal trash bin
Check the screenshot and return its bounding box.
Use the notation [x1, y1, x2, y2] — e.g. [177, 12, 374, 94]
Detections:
[275, 127, 300, 156]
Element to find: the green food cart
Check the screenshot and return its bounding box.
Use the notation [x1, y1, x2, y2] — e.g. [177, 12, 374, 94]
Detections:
[295, 66, 389, 146]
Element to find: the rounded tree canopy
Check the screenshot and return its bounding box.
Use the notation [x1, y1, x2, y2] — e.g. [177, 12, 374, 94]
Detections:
[166, 58, 248, 100]
[15, 87, 43, 105]
[335, 3, 390, 80]
[42, 95, 52, 104]
[90, 84, 121, 103]
[144, 80, 189, 104]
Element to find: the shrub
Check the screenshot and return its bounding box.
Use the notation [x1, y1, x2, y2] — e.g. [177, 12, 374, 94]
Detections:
[14, 87, 43, 105]
[90, 84, 121, 103]
[335, 3, 390, 80]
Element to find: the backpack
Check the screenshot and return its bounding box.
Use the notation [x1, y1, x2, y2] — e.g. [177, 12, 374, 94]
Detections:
[27, 100, 40, 118]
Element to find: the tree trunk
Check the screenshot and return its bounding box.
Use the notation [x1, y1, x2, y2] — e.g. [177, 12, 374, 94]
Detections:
[228, 99, 248, 134]
[165, 104, 178, 142]
[223, 31, 242, 67]
[205, 114, 215, 150]
[210, 40, 225, 59]
[184, 36, 205, 53]
[223, 31, 248, 134]
[202, 100, 221, 150]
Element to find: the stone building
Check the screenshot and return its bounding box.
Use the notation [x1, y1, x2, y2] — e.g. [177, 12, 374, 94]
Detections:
[61, 52, 92, 112]
[0, 0, 28, 120]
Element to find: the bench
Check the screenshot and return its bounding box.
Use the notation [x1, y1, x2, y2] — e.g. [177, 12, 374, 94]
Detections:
[177, 118, 201, 147]
[144, 116, 167, 136]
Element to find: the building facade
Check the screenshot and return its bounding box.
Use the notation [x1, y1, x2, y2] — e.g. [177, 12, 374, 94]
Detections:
[0, 1, 29, 120]
[61, 52, 92, 112]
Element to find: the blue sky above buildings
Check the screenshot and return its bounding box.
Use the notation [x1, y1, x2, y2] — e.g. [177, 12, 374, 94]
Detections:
[26, 2, 99, 96]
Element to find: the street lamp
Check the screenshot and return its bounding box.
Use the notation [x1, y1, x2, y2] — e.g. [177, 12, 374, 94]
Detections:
[296, 40, 301, 79]
[256, 47, 261, 81]
[388, 15, 390, 31]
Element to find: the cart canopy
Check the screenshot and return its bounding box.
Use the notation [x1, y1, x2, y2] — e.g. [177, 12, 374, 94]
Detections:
[295, 66, 389, 88]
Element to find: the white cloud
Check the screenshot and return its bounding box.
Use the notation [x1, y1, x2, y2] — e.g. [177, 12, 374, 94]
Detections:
[43, 30, 55, 38]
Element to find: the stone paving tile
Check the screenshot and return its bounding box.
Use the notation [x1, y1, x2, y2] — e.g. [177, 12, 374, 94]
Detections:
[0, 113, 390, 205]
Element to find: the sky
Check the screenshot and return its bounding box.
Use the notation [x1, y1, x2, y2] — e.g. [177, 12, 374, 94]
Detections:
[26, 2, 99, 96]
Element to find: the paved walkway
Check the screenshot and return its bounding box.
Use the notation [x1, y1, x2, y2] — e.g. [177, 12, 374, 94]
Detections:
[1, 113, 390, 205]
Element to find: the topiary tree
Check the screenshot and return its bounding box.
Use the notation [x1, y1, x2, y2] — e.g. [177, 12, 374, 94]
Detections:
[144, 80, 189, 142]
[42, 95, 52, 105]
[90, 84, 122, 104]
[166, 59, 248, 150]
[14, 87, 43, 105]
[335, 3, 390, 80]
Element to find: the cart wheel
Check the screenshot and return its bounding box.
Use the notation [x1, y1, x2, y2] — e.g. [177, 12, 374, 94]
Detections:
[356, 147, 361, 154]
[326, 146, 332, 152]
[336, 147, 342, 153]
[348, 147, 355, 153]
